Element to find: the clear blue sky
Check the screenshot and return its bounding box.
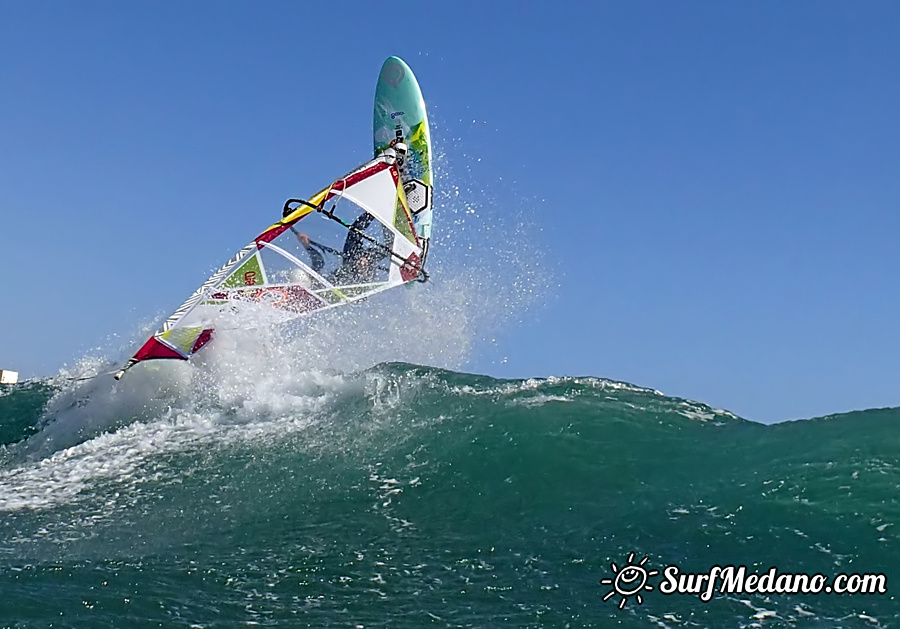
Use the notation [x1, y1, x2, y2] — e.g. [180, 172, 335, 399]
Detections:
[1, 2, 898, 423]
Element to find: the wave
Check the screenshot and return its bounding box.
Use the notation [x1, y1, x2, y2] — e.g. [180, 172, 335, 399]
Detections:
[0, 363, 896, 626]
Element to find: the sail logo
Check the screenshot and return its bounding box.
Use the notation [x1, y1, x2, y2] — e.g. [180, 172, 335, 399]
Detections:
[601, 554, 888, 608]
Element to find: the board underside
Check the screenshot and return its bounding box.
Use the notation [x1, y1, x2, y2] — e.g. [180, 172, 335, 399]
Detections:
[374, 56, 433, 241]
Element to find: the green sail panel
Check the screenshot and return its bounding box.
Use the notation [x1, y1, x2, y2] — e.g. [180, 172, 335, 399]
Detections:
[220, 252, 265, 288]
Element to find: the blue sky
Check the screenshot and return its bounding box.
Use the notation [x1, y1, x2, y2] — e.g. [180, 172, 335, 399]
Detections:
[1, 2, 898, 423]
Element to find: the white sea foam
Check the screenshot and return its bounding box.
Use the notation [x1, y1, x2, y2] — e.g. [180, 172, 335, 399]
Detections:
[508, 394, 573, 407]
[0, 364, 348, 512]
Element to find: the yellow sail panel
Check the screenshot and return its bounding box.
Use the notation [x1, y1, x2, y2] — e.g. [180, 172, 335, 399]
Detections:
[159, 326, 208, 356]
[393, 180, 416, 243]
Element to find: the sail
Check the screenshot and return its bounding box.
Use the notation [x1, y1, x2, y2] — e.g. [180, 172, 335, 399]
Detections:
[115, 154, 423, 379]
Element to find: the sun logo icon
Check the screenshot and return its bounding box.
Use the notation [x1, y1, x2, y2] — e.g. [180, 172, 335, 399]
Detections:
[601, 552, 659, 609]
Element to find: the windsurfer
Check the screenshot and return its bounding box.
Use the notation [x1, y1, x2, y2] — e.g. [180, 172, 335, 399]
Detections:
[294, 213, 381, 284]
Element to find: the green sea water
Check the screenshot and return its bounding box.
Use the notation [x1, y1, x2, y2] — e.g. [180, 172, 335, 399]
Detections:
[0, 363, 897, 627]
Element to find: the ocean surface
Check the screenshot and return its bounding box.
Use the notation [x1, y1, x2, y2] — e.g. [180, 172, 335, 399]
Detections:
[1, 360, 897, 628]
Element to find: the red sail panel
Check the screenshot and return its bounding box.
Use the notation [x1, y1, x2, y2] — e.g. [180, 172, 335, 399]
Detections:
[132, 337, 187, 362]
[191, 328, 214, 354]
